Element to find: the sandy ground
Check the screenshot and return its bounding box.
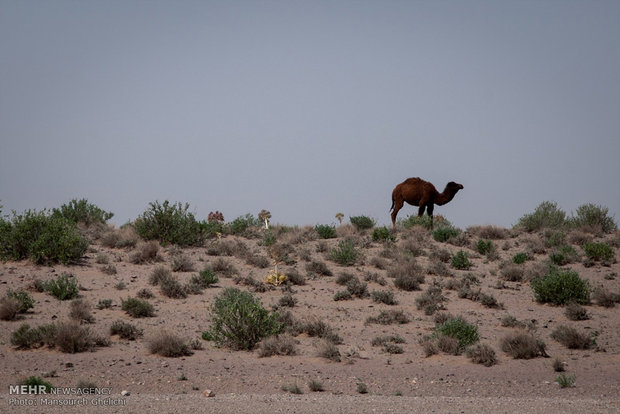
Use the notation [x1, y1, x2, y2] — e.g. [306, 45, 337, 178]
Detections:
[1, 223, 619, 413]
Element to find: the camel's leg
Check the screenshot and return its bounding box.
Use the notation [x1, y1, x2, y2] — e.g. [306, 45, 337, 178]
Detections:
[417, 205, 426, 217]
[391, 199, 404, 228]
[427, 204, 435, 230]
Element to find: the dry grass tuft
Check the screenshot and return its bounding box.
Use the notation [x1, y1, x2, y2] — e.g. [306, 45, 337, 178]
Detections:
[148, 331, 193, 357]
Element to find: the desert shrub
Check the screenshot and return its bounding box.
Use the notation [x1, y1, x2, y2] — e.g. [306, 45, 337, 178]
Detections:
[467, 225, 508, 239]
[500, 264, 524, 282]
[121, 297, 155, 318]
[370, 290, 397, 305]
[390, 257, 424, 289]
[333, 290, 353, 301]
[205, 288, 282, 350]
[43, 273, 79, 301]
[190, 268, 219, 289]
[304, 260, 331, 276]
[500, 331, 547, 359]
[394, 274, 424, 291]
[476, 239, 493, 255]
[52, 199, 113, 226]
[129, 241, 161, 264]
[583, 242, 614, 262]
[568, 203, 617, 233]
[227, 214, 259, 236]
[54, 322, 104, 353]
[544, 231, 566, 248]
[278, 293, 297, 308]
[149, 265, 172, 286]
[0, 209, 89, 265]
[0, 297, 20, 320]
[96, 299, 113, 309]
[148, 331, 193, 357]
[350, 216, 375, 230]
[136, 288, 155, 304]
[419, 336, 439, 357]
[210, 257, 238, 277]
[531, 267, 590, 305]
[69, 299, 94, 323]
[552, 357, 566, 372]
[402, 214, 451, 230]
[258, 335, 297, 357]
[371, 335, 406, 347]
[551, 325, 593, 349]
[10, 324, 56, 349]
[366, 309, 410, 325]
[512, 252, 529, 264]
[134, 200, 205, 246]
[336, 272, 355, 286]
[592, 287, 617, 308]
[434, 317, 479, 350]
[308, 380, 325, 392]
[451, 250, 471, 270]
[159, 275, 187, 299]
[415, 284, 446, 315]
[315, 224, 336, 239]
[549, 245, 580, 266]
[299, 319, 342, 344]
[555, 373, 576, 388]
[372, 226, 395, 242]
[515, 201, 566, 232]
[435, 334, 461, 355]
[110, 320, 143, 340]
[316, 339, 341, 362]
[565, 302, 589, 320]
[329, 240, 360, 266]
[286, 269, 306, 285]
[101, 226, 139, 249]
[171, 254, 194, 272]
[345, 278, 368, 298]
[432, 226, 460, 243]
[479, 293, 500, 308]
[466, 343, 497, 366]
[21, 376, 54, 393]
[6, 290, 34, 313]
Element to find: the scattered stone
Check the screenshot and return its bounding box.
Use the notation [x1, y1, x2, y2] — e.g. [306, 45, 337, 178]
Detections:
[121, 390, 130, 396]
[202, 389, 215, 397]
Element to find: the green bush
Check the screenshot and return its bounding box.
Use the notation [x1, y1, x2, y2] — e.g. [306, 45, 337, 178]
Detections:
[205, 288, 283, 350]
[350, 216, 375, 230]
[515, 201, 566, 232]
[372, 227, 395, 242]
[549, 245, 579, 265]
[134, 200, 205, 247]
[21, 376, 54, 393]
[451, 250, 471, 270]
[121, 297, 155, 318]
[512, 252, 528, 264]
[10, 323, 57, 349]
[315, 224, 336, 239]
[432, 226, 460, 242]
[476, 239, 493, 255]
[329, 240, 360, 266]
[52, 199, 113, 225]
[531, 267, 590, 305]
[434, 317, 480, 351]
[227, 214, 259, 235]
[190, 268, 219, 288]
[6, 290, 35, 313]
[583, 242, 614, 262]
[0, 210, 88, 264]
[569, 203, 617, 233]
[44, 273, 79, 300]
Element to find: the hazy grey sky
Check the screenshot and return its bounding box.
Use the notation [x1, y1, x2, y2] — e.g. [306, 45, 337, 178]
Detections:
[1, 0, 619, 229]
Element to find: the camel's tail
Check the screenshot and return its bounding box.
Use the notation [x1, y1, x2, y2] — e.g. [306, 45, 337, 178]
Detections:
[390, 198, 394, 212]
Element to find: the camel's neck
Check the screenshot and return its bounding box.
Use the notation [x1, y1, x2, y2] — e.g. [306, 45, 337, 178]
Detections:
[435, 189, 457, 206]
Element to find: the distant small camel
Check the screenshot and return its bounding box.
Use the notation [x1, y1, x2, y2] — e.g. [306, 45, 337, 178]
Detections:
[390, 177, 464, 229]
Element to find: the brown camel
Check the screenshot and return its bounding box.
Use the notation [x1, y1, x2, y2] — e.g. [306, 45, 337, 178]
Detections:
[390, 177, 464, 229]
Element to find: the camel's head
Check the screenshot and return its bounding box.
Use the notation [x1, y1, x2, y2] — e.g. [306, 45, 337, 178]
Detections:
[446, 181, 464, 193]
